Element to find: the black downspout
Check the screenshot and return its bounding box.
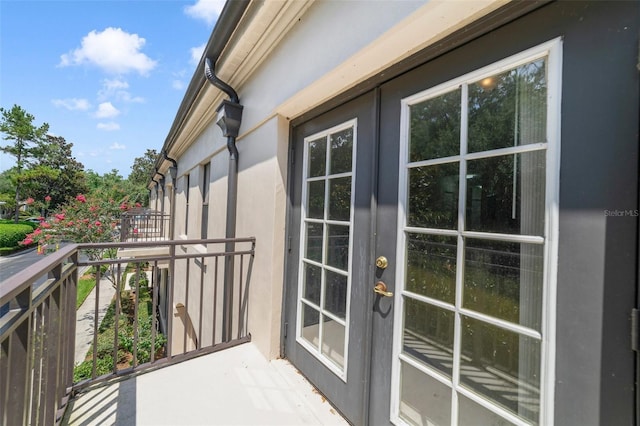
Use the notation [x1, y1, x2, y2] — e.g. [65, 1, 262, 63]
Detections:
[151, 0, 248, 349]
[162, 151, 178, 241]
[155, 170, 166, 237]
[205, 58, 240, 245]
[151, 178, 159, 213]
[204, 57, 243, 343]
[162, 151, 178, 168]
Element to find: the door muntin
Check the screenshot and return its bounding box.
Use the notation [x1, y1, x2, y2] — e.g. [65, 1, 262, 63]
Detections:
[296, 119, 358, 380]
[390, 39, 562, 426]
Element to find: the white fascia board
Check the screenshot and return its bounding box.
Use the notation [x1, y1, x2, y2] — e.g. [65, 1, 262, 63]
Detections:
[170, 0, 314, 157]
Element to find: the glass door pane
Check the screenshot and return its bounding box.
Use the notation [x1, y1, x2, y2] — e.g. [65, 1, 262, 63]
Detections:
[297, 120, 357, 379]
[393, 42, 559, 426]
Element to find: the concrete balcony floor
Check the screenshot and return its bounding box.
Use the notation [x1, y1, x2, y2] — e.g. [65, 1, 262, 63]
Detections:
[63, 343, 348, 425]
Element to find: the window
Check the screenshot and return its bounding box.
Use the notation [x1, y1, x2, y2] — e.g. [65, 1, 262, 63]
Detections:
[393, 39, 561, 426]
[201, 162, 210, 239]
[297, 119, 357, 379]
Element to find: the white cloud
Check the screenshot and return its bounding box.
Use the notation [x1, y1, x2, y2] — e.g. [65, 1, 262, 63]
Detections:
[59, 27, 157, 75]
[104, 78, 129, 90]
[172, 80, 185, 90]
[119, 92, 145, 103]
[95, 102, 120, 119]
[98, 78, 128, 97]
[98, 78, 145, 103]
[97, 122, 120, 131]
[184, 0, 225, 25]
[109, 142, 126, 150]
[52, 98, 91, 111]
[190, 43, 206, 66]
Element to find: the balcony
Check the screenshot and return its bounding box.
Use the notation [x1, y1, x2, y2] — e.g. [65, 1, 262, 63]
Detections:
[0, 237, 346, 425]
[119, 209, 170, 242]
[64, 342, 345, 425]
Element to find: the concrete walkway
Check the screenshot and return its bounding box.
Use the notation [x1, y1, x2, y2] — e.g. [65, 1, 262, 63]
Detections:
[74, 275, 116, 365]
[64, 342, 348, 425]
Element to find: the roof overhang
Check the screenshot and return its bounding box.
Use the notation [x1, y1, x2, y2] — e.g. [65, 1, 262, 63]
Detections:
[156, 0, 547, 175]
[156, 0, 313, 174]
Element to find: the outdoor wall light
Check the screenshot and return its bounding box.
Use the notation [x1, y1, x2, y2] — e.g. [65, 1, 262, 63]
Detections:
[216, 100, 243, 138]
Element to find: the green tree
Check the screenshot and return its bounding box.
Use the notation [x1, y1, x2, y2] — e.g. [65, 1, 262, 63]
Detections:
[0, 105, 49, 222]
[128, 149, 158, 206]
[21, 135, 88, 212]
[0, 171, 16, 216]
[128, 149, 157, 186]
[85, 169, 139, 205]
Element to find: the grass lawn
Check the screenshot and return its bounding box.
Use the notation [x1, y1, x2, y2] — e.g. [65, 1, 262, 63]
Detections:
[76, 275, 97, 309]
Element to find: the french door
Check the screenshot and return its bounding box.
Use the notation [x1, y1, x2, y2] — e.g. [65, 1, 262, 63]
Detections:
[285, 91, 378, 425]
[285, 38, 560, 426]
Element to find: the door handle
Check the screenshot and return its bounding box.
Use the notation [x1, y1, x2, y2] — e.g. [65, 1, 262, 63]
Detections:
[373, 281, 393, 297]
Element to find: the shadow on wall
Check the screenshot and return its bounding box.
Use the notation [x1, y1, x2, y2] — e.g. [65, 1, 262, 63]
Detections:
[174, 303, 198, 353]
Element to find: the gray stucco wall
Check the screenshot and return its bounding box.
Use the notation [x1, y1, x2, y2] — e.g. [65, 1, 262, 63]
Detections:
[283, 1, 640, 423]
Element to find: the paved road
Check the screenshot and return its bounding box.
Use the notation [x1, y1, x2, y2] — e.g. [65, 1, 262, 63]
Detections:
[1, 247, 65, 315]
[0, 247, 46, 285]
[0, 246, 113, 365]
[0, 244, 87, 286]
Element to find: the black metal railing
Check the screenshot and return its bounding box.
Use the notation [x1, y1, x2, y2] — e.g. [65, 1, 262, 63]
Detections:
[120, 209, 170, 242]
[0, 237, 255, 425]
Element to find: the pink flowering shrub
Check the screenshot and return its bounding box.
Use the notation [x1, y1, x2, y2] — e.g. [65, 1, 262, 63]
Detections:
[21, 194, 128, 257]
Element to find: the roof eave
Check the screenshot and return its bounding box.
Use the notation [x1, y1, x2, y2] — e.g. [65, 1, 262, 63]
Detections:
[155, 0, 251, 172]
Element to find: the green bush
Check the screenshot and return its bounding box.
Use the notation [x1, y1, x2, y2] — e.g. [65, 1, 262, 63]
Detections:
[74, 287, 167, 383]
[128, 267, 149, 291]
[0, 223, 35, 248]
[73, 355, 114, 382]
[0, 219, 38, 229]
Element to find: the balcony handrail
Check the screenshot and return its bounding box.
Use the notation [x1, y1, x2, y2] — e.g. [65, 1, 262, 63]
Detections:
[0, 243, 77, 305]
[1, 236, 256, 425]
[0, 238, 255, 305]
[1, 245, 78, 426]
[119, 209, 171, 242]
[86, 236, 256, 250]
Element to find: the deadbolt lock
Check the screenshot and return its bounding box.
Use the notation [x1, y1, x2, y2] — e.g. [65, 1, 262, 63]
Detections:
[376, 256, 389, 269]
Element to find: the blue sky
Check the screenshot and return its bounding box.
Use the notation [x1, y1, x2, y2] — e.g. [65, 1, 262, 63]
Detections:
[0, 0, 224, 177]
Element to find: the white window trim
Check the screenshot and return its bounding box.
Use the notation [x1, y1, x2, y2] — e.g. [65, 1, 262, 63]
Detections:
[295, 118, 358, 382]
[390, 37, 562, 426]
